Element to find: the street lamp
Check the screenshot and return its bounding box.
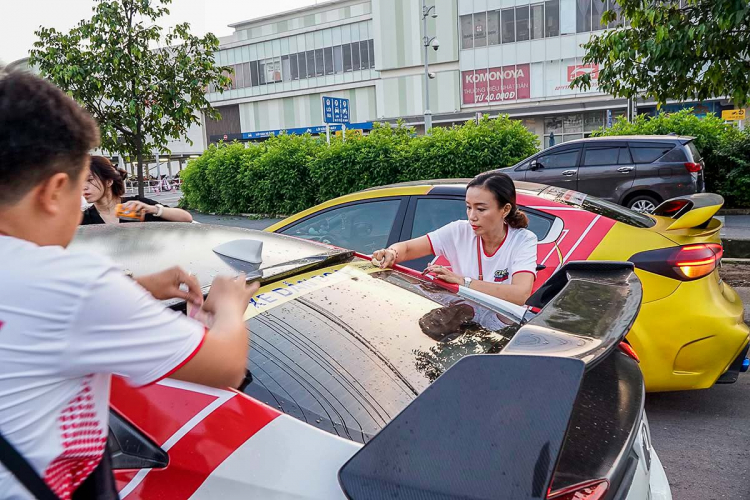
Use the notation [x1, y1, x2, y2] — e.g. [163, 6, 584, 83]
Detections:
[422, 1, 439, 133]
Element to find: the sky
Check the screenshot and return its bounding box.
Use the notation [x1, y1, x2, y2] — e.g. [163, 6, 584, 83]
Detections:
[0, 0, 320, 64]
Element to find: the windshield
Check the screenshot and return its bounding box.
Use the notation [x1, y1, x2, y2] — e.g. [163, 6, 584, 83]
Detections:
[539, 186, 656, 228]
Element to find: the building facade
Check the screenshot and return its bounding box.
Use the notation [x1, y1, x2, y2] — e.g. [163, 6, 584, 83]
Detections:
[207, 0, 732, 148]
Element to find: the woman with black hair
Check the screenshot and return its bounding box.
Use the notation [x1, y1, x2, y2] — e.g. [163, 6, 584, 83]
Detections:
[372, 172, 538, 305]
[81, 156, 192, 224]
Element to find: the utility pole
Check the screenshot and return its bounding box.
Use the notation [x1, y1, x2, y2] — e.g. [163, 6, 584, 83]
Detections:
[422, 0, 439, 133]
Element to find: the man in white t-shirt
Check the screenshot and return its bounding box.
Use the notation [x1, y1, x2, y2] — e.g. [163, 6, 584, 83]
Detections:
[372, 172, 538, 306]
[0, 72, 258, 499]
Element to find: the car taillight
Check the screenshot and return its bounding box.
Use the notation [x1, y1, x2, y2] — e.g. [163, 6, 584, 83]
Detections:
[630, 243, 723, 281]
[619, 341, 640, 362]
[685, 162, 702, 173]
[547, 479, 608, 499]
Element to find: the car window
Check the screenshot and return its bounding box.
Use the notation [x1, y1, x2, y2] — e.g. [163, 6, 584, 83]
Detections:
[629, 142, 675, 163]
[536, 148, 580, 169]
[280, 200, 401, 254]
[660, 147, 688, 162]
[524, 211, 553, 240]
[686, 142, 702, 162]
[410, 198, 467, 239]
[241, 264, 519, 444]
[539, 186, 656, 228]
[582, 147, 620, 167]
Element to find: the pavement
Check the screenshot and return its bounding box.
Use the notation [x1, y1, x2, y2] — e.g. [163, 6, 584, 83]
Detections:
[719, 215, 750, 241]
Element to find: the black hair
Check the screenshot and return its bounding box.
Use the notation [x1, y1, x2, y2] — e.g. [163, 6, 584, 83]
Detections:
[0, 72, 100, 206]
[466, 171, 529, 229]
[89, 156, 128, 197]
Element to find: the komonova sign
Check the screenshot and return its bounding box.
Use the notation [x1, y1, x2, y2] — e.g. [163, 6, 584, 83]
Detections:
[462, 64, 530, 105]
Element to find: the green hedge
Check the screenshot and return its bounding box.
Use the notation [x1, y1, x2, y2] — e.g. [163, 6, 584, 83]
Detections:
[593, 109, 748, 206]
[181, 116, 539, 215]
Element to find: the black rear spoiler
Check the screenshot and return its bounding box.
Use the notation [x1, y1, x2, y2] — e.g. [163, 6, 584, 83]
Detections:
[338, 262, 643, 500]
[516, 261, 643, 367]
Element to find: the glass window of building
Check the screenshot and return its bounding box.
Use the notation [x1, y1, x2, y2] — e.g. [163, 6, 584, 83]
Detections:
[501, 8, 515, 43]
[290, 54, 299, 80]
[545, 0, 560, 36]
[516, 6, 530, 41]
[352, 41, 361, 70]
[577, 0, 592, 32]
[368, 40, 375, 68]
[474, 12, 487, 47]
[593, 0, 607, 30]
[297, 53, 307, 80]
[333, 45, 344, 73]
[243, 63, 252, 88]
[281, 56, 291, 82]
[460, 14, 473, 49]
[608, 0, 624, 27]
[487, 10, 500, 45]
[583, 111, 604, 134]
[250, 61, 260, 86]
[324, 47, 334, 74]
[314, 49, 324, 76]
[306, 51, 316, 78]
[343, 43, 353, 71]
[530, 4, 544, 39]
[360, 41, 370, 69]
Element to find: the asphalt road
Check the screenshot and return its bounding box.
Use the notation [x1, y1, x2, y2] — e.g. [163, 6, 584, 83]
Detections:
[170, 204, 750, 499]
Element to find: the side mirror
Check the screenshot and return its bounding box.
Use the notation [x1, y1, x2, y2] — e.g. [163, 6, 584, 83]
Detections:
[529, 160, 541, 171]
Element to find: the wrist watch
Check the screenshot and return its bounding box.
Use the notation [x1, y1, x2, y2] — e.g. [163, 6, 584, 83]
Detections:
[463, 276, 473, 288]
[155, 204, 164, 217]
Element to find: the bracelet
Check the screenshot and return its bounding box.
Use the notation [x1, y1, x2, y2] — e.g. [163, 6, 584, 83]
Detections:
[387, 247, 399, 261]
[155, 204, 164, 217]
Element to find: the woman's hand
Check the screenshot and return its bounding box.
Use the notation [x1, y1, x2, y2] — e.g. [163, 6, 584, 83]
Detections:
[371, 248, 398, 268]
[424, 264, 464, 285]
[121, 200, 156, 216]
[135, 266, 203, 306]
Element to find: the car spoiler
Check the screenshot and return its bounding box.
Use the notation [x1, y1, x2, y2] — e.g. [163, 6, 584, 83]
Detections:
[338, 262, 642, 500]
[652, 193, 724, 231]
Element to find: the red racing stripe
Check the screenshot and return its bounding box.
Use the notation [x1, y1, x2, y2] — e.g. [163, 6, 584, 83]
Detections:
[122, 392, 280, 500]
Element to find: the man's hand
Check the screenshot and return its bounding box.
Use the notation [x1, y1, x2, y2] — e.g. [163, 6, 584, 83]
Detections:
[135, 266, 203, 306]
[203, 274, 260, 317]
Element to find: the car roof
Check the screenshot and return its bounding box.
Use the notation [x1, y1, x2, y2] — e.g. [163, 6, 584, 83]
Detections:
[359, 179, 549, 196]
[71, 223, 342, 295]
[560, 135, 694, 144]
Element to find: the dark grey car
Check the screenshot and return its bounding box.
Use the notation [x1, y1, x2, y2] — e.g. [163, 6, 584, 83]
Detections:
[499, 135, 706, 212]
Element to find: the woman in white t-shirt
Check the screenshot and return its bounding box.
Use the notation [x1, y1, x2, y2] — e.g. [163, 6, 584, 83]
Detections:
[372, 172, 538, 305]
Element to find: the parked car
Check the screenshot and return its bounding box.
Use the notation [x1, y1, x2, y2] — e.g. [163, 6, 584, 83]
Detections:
[267, 181, 749, 392]
[70, 223, 671, 500]
[498, 136, 706, 212]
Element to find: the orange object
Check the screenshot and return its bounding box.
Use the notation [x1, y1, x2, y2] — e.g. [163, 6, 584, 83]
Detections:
[115, 204, 145, 221]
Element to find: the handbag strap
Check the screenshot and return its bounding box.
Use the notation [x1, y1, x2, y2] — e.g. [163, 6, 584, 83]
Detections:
[0, 430, 58, 499]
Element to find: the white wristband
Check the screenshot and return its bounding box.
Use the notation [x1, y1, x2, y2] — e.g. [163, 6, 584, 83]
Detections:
[155, 204, 164, 217]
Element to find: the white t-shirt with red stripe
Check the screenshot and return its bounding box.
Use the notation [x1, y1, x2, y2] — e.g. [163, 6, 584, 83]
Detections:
[427, 220, 538, 284]
[0, 236, 206, 500]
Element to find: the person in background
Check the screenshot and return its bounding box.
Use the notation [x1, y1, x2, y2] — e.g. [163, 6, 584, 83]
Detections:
[0, 71, 257, 499]
[81, 156, 192, 224]
[372, 172, 538, 306]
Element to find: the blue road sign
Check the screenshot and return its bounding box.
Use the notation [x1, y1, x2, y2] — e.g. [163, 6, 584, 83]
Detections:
[323, 96, 350, 124]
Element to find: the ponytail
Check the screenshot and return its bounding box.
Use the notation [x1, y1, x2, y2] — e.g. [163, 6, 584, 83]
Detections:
[506, 206, 529, 229]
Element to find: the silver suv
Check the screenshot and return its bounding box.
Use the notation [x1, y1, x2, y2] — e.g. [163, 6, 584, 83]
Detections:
[499, 135, 706, 213]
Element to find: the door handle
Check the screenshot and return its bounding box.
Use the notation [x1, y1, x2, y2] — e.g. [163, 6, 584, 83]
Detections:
[617, 167, 634, 173]
[562, 170, 576, 176]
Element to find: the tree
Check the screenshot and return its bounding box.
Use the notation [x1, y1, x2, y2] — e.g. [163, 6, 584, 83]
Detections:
[572, 0, 750, 107]
[30, 0, 231, 197]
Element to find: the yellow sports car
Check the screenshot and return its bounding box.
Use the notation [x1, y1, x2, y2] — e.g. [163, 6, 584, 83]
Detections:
[267, 180, 749, 392]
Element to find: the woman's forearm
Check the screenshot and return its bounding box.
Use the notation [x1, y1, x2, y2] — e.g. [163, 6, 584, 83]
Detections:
[391, 236, 433, 264]
[160, 206, 193, 222]
[468, 279, 531, 306]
